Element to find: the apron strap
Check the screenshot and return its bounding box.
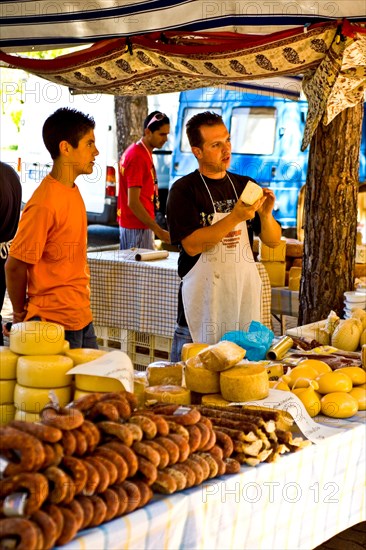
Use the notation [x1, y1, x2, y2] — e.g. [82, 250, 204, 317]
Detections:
[199, 171, 239, 213]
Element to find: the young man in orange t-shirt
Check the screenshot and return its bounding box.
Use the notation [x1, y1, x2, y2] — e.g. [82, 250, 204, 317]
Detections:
[5, 108, 99, 348]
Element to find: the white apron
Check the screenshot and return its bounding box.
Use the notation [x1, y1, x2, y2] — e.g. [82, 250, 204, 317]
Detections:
[182, 173, 262, 344]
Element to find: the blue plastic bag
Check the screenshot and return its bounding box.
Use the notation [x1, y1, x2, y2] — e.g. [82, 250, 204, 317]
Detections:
[221, 321, 274, 361]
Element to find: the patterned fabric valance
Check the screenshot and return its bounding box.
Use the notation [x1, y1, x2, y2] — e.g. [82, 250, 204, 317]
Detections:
[0, 20, 365, 145]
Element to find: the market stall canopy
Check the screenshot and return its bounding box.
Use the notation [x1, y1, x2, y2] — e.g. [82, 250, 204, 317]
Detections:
[0, 2, 365, 148]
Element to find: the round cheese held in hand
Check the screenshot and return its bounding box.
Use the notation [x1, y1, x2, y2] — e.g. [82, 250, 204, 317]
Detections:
[220, 365, 269, 402]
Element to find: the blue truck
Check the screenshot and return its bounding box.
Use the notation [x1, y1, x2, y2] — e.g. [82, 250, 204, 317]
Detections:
[159, 87, 366, 238]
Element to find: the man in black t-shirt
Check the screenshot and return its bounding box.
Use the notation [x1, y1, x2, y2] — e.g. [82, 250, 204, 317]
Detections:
[166, 112, 281, 361]
[0, 162, 22, 344]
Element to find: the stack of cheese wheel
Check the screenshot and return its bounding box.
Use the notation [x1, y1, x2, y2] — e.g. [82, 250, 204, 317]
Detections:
[0, 347, 18, 425]
[67, 348, 126, 399]
[185, 341, 269, 405]
[9, 321, 73, 421]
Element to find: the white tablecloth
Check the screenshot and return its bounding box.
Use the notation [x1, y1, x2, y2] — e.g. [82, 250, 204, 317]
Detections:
[58, 412, 365, 550]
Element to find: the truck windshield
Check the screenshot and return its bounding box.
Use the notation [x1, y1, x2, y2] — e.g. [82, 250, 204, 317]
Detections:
[231, 107, 276, 155]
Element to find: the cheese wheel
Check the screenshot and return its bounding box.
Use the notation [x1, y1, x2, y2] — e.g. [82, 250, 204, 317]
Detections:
[0, 346, 19, 379]
[185, 356, 220, 393]
[62, 340, 70, 353]
[17, 355, 74, 388]
[146, 362, 183, 386]
[198, 341, 245, 372]
[201, 393, 231, 407]
[0, 379, 16, 404]
[73, 388, 97, 400]
[14, 383, 72, 412]
[144, 385, 191, 405]
[65, 348, 107, 365]
[181, 343, 209, 362]
[10, 322, 65, 355]
[75, 374, 125, 393]
[220, 365, 269, 402]
[14, 409, 40, 423]
[0, 404, 15, 426]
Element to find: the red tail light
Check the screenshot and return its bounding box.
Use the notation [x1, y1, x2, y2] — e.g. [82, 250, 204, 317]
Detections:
[105, 166, 116, 197]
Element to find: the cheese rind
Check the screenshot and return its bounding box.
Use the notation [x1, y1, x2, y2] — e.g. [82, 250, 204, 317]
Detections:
[17, 355, 74, 388]
[0, 379, 16, 404]
[181, 343, 209, 361]
[185, 356, 220, 393]
[0, 403, 15, 425]
[220, 365, 269, 402]
[10, 322, 65, 355]
[14, 383, 72, 412]
[144, 384, 191, 405]
[75, 374, 125, 393]
[14, 409, 40, 422]
[198, 340, 245, 372]
[0, 347, 19, 379]
[65, 348, 107, 365]
[201, 393, 231, 407]
[259, 239, 286, 262]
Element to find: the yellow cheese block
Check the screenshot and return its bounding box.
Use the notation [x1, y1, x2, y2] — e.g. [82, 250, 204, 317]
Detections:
[65, 348, 107, 365]
[133, 371, 148, 408]
[73, 388, 98, 401]
[240, 180, 263, 205]
[288, 266, 302, 291]
[201, 393, 231, 407]
[181, 343, 209, 362]
[14, 409, 40, 422]
[146, 362, 183, 386]
[185, 355, 220, 393]
[220, 365, 269, 402]
[0, 403, 15, 426]
[75, 374, 125, 393]
[198, 341, 246, 372]
[10, 321, 65, 355]
[0, 379, 16, 404]
[17, 355, 74, 388]
[144, 385, 191, 405]
[261, 261, 286, 287]
[14, 383, 72, 412]
[0, 346, 19, 379]
[259, 238, 286, 262]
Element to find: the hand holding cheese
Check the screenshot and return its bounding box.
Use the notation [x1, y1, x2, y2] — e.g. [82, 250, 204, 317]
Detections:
[240, 180, 263, 205]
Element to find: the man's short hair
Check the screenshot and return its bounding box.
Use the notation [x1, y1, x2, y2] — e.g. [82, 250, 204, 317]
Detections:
[186, 111, 224, 149]
[42, 108, 95, 160]
[144, 111, 170, 133]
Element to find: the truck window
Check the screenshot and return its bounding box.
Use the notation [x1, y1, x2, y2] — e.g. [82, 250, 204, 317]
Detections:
[230, 107, 276, 155]
[180, 107, 222, 152]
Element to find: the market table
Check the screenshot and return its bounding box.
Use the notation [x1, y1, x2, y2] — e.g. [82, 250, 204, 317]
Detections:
[58, 411, 365, 550]
[87, 249, 272, 340]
